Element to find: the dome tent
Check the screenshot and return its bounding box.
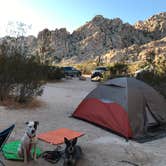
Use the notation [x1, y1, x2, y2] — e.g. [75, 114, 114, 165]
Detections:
[73, 77, 166, 141]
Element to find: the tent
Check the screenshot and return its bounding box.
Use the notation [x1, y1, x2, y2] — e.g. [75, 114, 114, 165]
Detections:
[72, 77, 166, 140]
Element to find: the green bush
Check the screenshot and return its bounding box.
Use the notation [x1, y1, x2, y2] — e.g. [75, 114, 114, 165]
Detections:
[0, 54, 46, 103]
[109, 62, 128, 78]
[0, 56, 16, 101]
[134, 59, 166, 98]
[44, 66, 65, 80]
[75, 61, 97, 75]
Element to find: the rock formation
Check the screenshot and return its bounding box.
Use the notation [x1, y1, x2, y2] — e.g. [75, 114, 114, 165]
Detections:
[0, 12, 166, 65]
[101, 36, 166, 64]
[135, 12, 166, 40]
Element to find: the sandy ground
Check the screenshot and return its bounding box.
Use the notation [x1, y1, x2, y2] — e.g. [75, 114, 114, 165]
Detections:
[1, 77, 166, 166]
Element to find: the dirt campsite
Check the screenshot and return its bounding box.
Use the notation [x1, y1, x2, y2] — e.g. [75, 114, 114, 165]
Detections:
[1, 77, 166, 166]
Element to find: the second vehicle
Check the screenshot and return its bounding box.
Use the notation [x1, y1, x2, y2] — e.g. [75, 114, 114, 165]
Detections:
[63, 66, 82, 77]
[91, 66, 108, 81]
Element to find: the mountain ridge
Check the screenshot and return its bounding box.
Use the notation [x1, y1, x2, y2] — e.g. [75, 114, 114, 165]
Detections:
[0, 12, 166, 65]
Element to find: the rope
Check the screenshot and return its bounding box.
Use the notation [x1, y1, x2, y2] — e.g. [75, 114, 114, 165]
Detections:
[41, 148, 64, 164]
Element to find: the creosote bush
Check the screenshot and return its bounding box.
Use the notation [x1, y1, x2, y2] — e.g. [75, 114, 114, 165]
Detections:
[44, 66, 65, 80]
[109, 62, 128, 78]
[75, 61, 97, 75]
[0, 54, 46, 103]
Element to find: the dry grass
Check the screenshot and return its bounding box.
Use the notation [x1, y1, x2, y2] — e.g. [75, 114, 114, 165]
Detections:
[0, 98, 46, 110]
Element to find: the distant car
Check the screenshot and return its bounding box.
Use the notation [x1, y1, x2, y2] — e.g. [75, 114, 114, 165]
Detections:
[63, 66, 81, 77]
[91, 66, 108, 81]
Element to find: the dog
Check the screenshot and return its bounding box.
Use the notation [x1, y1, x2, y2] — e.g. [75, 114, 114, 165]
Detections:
[63, 137, 82, 166]
[18, 121, 39, 164]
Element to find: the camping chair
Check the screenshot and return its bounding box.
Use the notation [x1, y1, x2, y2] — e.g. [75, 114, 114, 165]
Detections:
[0, 124, 15, 166]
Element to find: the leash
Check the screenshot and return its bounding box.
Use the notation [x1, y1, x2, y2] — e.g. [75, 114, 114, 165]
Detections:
[26, 133, 36, 157]
[41, 148, 65, 164]
[119, 160, 139, 166]
[26, 133, 36, 139]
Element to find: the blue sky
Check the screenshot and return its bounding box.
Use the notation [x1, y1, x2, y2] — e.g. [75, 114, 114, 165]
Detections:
[0, 0, 165, 36]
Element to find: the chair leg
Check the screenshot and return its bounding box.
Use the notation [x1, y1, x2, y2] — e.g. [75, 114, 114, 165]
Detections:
[0, 158, 5, 166]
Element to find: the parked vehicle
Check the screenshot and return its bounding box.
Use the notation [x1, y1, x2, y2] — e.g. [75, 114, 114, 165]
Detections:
[91, 66, 108, 81]
[63, 66, 81, 77]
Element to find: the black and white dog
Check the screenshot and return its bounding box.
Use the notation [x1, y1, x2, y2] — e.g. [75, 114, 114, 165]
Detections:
[18, 121, 39, 163]
[64, 137, 82, 166]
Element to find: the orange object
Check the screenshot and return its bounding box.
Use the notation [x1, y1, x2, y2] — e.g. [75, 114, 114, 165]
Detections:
[37, 128, 84, 145]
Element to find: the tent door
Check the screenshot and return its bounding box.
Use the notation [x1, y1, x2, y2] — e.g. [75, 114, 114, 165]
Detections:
[145, 106, 159, 132]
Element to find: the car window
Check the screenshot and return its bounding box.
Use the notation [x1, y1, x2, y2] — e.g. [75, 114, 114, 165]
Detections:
[64, 67, 73, 70]
[95, 67, 107, 71]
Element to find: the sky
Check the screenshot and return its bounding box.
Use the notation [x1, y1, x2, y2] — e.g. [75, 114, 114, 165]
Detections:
[0, 0, 165, 37]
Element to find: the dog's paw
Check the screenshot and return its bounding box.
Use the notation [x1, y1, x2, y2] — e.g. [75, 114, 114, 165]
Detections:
[24, 160, 28, 165]
[33, 155, 37, 161]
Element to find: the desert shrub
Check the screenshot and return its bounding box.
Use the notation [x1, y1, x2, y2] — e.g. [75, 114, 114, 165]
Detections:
[109, 62, 128, 78]
[135, 59, 166, 98]
[44, 66, 65, 80]
[136, 69, 166, 98]
[0, 22, 48, 103]
[14, 56, 46, 103]
[0, 54, 46, 103]
[136, 70, 157, 84]
[127, 61, 144, 76]
[76, 61, 97, 74]
[135, 54, 166, 84]
[102, 70, 111, 81]
[154, 55, 166, 77]
[0, 56, 16, 101]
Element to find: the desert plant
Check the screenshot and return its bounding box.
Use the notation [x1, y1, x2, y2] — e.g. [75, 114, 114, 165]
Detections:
[44, 66, 65, 80]
[102, 70, 111, 81]
[0, 56, 16, 101]
[13, 55, 46, 103]
[76, 61, 97, 74]
[109, 62, 128, 78]
[0, 53, 46, 103]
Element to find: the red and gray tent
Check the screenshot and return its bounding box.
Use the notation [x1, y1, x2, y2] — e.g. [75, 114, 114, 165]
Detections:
[73, 77, 166, 140]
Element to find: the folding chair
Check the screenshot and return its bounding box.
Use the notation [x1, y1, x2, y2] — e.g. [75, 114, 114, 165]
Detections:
[0, 124, 15, 166]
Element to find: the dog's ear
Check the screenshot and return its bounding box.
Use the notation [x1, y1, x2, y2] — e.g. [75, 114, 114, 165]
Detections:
[64, 137, 69, 145]
[34, 121, 39, 126]
[72, 137, 77, 146]
[25, 121, 29, 125]
[34, 121, 39, 129]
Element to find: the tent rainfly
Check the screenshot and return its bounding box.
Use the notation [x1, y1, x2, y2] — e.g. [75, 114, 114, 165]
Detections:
[73, 77, 166, 140]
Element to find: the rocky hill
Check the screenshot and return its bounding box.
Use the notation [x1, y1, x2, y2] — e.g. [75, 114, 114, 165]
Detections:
[36, 15, 151, 64]
[101, 13, 166, 64]
[0, 12, 166, 65]
[101, 36, 166, 64]
[134, 12, 166, 40]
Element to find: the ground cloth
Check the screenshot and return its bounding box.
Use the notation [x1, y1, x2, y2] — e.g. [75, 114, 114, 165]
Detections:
[2, 140, 41, 160]
[37, 128, 84, 145]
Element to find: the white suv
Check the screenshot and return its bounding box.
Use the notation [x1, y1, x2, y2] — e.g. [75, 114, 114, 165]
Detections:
[91, 67, 108, 80]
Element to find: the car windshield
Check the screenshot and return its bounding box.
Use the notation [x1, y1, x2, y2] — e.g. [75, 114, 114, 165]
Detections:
[95, 67, 107, 71]
[64, 67, 73, 70]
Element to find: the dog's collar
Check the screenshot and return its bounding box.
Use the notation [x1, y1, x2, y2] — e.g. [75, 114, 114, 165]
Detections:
[26, 133, 36, 139]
